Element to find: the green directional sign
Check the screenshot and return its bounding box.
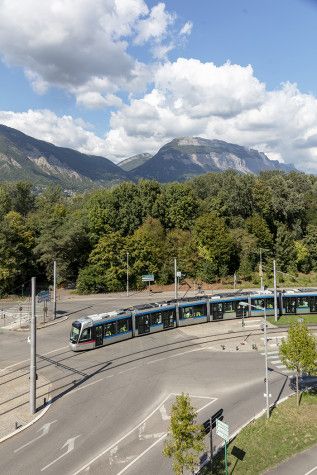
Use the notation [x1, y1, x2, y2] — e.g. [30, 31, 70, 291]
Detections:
[142, 274, 155, 282]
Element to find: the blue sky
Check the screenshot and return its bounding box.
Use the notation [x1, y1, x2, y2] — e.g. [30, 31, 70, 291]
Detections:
[0, 0, 317, 170]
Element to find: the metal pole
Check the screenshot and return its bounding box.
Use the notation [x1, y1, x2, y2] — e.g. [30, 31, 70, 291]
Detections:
[260, 249, 263, 291]
[30, 277, 36, 414]
[126, 252, 129, 297]
[209, 416, 213, 459]
[224, 440, 228, 475]
[273, 260, 278, 322]
[264, 306, 270, 419]
[174, 258, 178, 300]
[53, 260, 57, 320]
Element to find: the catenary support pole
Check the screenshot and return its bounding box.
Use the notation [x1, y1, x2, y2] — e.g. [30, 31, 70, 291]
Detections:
[126, 252, 129, 297]
[53, 260, 57, 320]
[30, 277, 36, 414]
[174, 258, 178, 300]
[273, 259, 278, 322]
[264, 306, 270, 419]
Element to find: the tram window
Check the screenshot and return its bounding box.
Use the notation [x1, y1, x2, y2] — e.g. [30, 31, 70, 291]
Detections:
[182, 307, 193, 318]
[104, 322, 117, 337]
[150, 312, 162, 326]
[117, 319, 130, 333]
[192, 304, 205, 317]
[266, 299, 274, 309]
[297, 298, 309, 308]
[79, 328, 91, 342]
[253, 299, 265, 309]
[223, 302, 235, 313]
[70, 324, 81, 342]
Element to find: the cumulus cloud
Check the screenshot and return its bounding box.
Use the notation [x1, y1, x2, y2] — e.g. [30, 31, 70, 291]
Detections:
[0, 0, 179, 104]
[134, 2, 175, 45]
[0, 109, 109, 157]
[103, 59, 317, 171]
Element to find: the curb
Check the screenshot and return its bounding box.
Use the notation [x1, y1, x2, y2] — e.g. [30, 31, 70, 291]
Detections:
[0, 377, 52, 445]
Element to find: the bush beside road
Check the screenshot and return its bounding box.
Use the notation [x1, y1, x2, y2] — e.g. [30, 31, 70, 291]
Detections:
[201, 392, 317, 475]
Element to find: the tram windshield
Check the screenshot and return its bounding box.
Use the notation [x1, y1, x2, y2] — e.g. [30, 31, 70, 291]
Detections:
[70, 322, 81, 343]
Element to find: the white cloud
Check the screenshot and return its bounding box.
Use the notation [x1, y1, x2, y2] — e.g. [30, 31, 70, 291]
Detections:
[179, 21, 193, 36]
[0, 109, 109, 157]
[134, 2, 175, 45]
[103, 59, 317, 171]
[0, 0, 179, 106]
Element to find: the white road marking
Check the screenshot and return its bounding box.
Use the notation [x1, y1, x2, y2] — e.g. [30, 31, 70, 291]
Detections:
[72, 395, 172, 475]
[41, 435, 81, 471]
[147, 346, 204, 365]
[64, 378, 104, 397]
[0, 346, 68, 373]
[159, 404, 170, 421]
[276, 365, 286, 369]
[261, 351, 278, 355]
[73, 394, 217, 475]
[304, 465, 317, 475]
[270, 360, 281, 364]
[14, 420, 57, 453]
[114, 395, 217, 475]
[118, 366, 139, 375]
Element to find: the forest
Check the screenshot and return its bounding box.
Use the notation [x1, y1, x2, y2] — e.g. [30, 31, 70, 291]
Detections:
[0, 170, 317, 296]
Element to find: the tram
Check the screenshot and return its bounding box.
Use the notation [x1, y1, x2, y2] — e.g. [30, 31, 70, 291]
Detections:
[69, 289, 317, 351]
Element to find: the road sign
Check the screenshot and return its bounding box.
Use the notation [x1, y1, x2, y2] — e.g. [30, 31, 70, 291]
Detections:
[142, 274, 154, 282]
[176, 271, 182, 278]
[37, 290, 50, 303]
[298, 317, 304, 323]
[216, 419, 229, 441]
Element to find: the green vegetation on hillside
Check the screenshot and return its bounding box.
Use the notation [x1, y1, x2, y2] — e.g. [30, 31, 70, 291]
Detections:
[1, 170, 317, 295]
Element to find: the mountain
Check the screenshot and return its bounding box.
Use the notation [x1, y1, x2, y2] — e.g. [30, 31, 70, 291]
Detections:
[0, 124, 128, 190]
[119, 153, 152, 172]
[130, 137, 296, 182]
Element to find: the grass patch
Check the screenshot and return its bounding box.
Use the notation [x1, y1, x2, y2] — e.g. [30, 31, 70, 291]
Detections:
[268, 314, 317, 326]
[200, 392, 317, 475]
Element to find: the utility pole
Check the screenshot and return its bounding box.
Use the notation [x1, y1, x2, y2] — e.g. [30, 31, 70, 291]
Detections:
[273, 260, 278, 322]
[174, 258, 178, 300]
[233, 273, 237, 291]
[126, 252, 129, 297]
[263, 305, 270, 419]
[53, 260, 57, 320]
[30, 277, 36, 414]
[259, 248, 263, 291]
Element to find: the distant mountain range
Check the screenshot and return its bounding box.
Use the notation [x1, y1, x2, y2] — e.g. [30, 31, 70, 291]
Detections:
[0, 124, 296, 190]
[0, 124, 128, 190]
[123, 137, 295, 182]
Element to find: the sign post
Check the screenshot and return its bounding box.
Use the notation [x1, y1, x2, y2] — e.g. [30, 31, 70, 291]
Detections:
[216, 419, 229, 475]
[142, 274, 155, 294]
[37, 290, 51, 323]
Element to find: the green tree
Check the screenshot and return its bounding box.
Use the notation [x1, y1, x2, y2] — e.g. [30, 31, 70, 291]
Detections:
[275, 224, 296, 272]
[163, 393, 205, 475]
[193, 212, 235, 281]
[279, 322, 317, 406]
[128, 218, 166, 286]
[0, 211, 35, 295]
[160, 183, 199, 230]
[230, 228, 258, 279]
[76, 231, 127, 293]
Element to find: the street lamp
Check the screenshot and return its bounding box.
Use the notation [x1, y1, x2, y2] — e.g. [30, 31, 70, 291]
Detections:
[239, 301, 270, 419]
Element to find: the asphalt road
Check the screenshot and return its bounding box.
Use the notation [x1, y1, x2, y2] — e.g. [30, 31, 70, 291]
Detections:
[0, 294, 313, 475]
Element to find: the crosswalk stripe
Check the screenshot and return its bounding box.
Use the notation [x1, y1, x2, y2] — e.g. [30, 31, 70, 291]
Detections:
[271, 360, 281, 363]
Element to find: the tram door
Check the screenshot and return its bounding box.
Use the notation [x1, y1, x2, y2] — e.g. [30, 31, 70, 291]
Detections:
[162, 311, 174, 329]
[211, 303, 223, 320]
[284, 297, 296, 314]
[236, 301, 247, 318]
[137, 315, 150, 335]
[95, 325, 103, 346]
